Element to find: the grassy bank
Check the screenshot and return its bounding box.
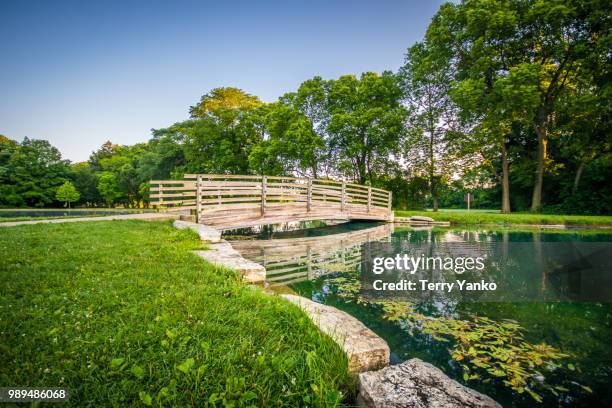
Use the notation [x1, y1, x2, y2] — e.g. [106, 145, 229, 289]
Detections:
[0, 221, 354, 406]
[395, 209, 612, 227]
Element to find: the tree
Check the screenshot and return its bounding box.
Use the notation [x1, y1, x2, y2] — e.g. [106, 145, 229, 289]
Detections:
[426, 0, 610, 211]
[55, 181, 80, 208]
[247, 103, 325, 177]
[2, 137, 71, 207]
[88, 141, 118, 171]
[292, 72, 407, 184]
[71, 162, 102, 206]
[0, 135, 22, 206]
[153, 87, 268, 176]
[189, 87, 262, 118]
[400, 42, 460, 211]
[97, 172, 120, 207]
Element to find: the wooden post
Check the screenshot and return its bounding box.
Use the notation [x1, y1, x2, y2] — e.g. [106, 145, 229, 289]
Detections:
[261, 176, 267, 216]
[196, 175, 202, 223]
[367, 186, 372, 213]
[158, 182, 163, 208]
[307, 179, 312, 213]
[387, 191, 392, 219]
[341, 181, 346, 213]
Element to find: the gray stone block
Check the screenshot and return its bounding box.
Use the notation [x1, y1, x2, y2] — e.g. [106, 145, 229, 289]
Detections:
[173, 220, 221, 243]
[358, 358, 501, 408]
[282, 294, 389, 373]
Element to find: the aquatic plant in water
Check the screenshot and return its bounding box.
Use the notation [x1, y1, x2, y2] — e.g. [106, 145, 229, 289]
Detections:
[328, 275, 591, 402]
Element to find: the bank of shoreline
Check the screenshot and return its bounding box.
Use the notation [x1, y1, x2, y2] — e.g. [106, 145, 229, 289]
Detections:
[394, 210, 612, 228]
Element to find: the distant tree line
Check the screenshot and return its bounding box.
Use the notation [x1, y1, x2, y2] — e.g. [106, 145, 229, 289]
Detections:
[0, 0, 609, 214]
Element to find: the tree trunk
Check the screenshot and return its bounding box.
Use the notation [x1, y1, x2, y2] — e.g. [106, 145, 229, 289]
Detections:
[431, 189, 439, 212]
[572, 161, 585, 194]
[429, 118, 437, 212]
[531, 109, 549, 212]
[357, 155, 367, 184]
[501, 142, 511, 214]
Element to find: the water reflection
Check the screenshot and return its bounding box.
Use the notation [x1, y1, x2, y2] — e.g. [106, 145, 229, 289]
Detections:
[229, 223, 393, 285]
[231, 224, 612, 302]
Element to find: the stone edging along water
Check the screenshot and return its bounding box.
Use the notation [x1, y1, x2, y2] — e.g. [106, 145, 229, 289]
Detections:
[175, 220, 502, 407]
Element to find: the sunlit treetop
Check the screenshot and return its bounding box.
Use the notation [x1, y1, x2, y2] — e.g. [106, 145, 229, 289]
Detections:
[189, 87, 263, 118]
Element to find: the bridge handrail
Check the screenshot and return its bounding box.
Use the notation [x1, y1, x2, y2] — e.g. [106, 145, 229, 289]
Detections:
[149, 174, 392, 223]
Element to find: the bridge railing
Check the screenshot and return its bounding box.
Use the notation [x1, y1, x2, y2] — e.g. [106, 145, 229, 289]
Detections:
[149, 174, 392, 225]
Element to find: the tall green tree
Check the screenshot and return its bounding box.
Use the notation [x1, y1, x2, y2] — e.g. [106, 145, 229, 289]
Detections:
[97, 172, 120, 207]
[189, 87, 262, 118]
[1, 137, 70, 207]
[247, 103, 325, 177]
[55, 181, 80, 208]
[292, 72, 407, 184]
[70, 162, 102, 206]
[400, 42, 460, 211]
[153, 87, 267, 175]
[426, 0, 610, 211]
[0, 135, 22, 206]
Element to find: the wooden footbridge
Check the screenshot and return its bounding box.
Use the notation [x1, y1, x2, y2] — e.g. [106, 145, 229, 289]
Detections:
[149, 174, 393, 230]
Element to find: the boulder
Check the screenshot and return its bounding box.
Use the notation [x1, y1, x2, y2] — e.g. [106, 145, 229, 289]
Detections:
[282, 294, 389, 373]
[358, 358, 501, 408]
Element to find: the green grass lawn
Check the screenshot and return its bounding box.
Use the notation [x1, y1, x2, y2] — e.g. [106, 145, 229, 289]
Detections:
[395, 209, 612, 226]
[0, 221, 354, 407]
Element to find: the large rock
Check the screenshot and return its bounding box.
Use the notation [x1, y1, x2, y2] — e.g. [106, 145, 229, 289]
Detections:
[282, 294, 389, 373]
[358, 358, 501, 408]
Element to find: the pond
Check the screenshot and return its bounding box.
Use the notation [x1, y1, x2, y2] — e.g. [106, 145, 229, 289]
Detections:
[226, 222, 612, 408]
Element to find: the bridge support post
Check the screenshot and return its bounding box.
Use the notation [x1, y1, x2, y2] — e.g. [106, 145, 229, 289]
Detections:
[367, 186, 372, 213]
[158, 182, 163, 208]
[307, 179, 312, 213]
[387, 191, 392, 219]
[261, 176, 267, 216]
[196, 175, 202, 223]
[341, 182, 346, 213]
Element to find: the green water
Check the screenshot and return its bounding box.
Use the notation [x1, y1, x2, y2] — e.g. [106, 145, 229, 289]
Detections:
[228, 223, 612, 407]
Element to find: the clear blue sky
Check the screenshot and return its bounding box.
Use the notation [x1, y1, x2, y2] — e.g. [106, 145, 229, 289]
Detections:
[0, 0, 443, 162]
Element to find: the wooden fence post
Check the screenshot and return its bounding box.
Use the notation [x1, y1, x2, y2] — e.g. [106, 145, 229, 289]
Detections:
[388, 191, 393, 219]
[261, 176, 267, 216]
[196, 175, 202, 223]
[158, 182, 163, 208]
[367, 186, 372, 213]
[341, 181, 346, 213]
[307, 179, 312, 213]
